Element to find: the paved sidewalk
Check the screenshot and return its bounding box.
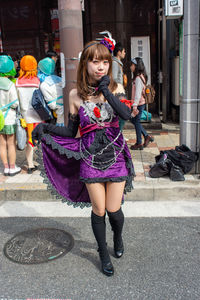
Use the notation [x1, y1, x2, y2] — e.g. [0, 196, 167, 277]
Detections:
[0, 122, 200, 201]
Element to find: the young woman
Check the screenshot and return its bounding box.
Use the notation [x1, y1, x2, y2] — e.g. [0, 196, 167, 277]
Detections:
[38, 57, 64, 126]
[16, 55, 42, 174]
[32, 39, 135, 276]
[130, 57, 154, 150]
[0, 55, 21, 176]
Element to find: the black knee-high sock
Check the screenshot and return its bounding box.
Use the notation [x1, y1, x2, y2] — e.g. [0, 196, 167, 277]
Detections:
[91, 211, 110, 262]
[107, 208, 124, 244]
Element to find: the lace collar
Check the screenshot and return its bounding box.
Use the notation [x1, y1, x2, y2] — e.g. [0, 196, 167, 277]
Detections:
[80, 101, 114, 123]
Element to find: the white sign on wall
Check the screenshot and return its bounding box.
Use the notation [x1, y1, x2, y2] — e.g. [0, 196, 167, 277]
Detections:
[165, 0, 183, 18]
[131, 36, 151, 84]
[60, 52, 66, 88]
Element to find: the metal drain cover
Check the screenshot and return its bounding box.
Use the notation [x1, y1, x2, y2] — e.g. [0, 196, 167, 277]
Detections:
[3, 228, 74, 264]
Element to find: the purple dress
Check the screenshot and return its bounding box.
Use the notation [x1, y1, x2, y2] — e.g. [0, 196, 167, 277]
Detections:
[38, 101, 135, 208]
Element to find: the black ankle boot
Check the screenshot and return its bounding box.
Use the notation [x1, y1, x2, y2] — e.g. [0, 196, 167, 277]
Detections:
[113, 237, 124, 258]
[107, 208, 124, 258]
[91, 211, 114, 276]
[98, 250, 114, 276]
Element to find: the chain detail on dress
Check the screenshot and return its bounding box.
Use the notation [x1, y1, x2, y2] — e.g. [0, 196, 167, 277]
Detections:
[80, 131, 125, 170]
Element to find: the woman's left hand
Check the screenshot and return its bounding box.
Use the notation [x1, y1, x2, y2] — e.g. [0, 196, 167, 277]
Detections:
[98, 75, 110, 92]
[131, 107, 139, 117]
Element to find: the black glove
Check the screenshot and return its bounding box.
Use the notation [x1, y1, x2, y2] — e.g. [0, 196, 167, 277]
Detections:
[32, 113, 79, 146]
[98, 75, 131, 120]
[32, 123, 48, 146]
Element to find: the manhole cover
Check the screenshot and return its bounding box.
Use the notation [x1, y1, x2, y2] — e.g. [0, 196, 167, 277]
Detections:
[3, 228, 74, 264]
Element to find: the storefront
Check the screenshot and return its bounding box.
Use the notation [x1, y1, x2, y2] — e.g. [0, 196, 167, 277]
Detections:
[0, 0, 58, 60]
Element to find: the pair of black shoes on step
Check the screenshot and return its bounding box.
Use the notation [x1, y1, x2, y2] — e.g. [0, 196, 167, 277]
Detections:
[99, 238, 124, 277]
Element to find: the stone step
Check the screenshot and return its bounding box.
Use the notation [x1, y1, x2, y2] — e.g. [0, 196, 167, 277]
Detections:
[1, 180, 200, 202]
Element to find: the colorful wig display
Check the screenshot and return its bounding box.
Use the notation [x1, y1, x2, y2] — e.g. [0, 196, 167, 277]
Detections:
[19, 55, 38, 79]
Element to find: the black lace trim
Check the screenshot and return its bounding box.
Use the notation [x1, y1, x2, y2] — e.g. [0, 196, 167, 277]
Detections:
[80, 176, 129, 183]
[80, 155, 135, 194]
[42, 129, 121, 160]
[42, 133, 81, 160]
[35, 132, 135, 207]
[35, 146, 91, 208]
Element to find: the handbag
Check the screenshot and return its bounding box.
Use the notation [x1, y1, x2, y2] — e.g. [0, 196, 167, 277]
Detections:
[31, 89, 53, 121]
[141, 110, 152, 121]
[149, 153, 171, 178]
[16, 108, 27, 151]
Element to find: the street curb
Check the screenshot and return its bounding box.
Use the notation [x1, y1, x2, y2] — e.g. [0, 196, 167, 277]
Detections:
[1, 181, 200, 201]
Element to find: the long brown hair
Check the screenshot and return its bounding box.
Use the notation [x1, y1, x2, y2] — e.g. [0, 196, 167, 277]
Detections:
[77, 41, 117, 101]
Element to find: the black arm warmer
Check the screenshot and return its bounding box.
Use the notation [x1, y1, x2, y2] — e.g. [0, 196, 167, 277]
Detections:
[98, 76, 131, 120]
[44, 115, 79, 137]
[101, 88, 131, 120]
[32, 113, 79, 145]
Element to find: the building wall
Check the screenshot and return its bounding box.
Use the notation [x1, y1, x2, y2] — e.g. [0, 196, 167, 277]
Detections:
[0, 0, 55, 60]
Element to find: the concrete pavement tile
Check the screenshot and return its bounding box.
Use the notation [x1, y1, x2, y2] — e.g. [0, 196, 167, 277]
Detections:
[132, 153, 142, 161]
[27, 175, 44, 183]
[184, 174, 199, 181]
[0, 168, 5, 176]
[168, 133, 179, 145]
[145, 176, 159, 182]
[145, 142, 157, 148]
[141, 149, 160, 165]
[133, 157, 143, 164]
[155, 135, 175, 147]
[142, 147, 160, 155]
[131, 152, 142, 160]
[134, 163, 144, 173]
[5, 173, 32, 183]
[29, 169, 41, 175]
[0, 175, 7, 183]
[160, 132, 168, 135]
[157, 176, 171, 182]
[134, 172, 146, 181]
[158, 147, 175, 151]
[127, 139, 136, 144]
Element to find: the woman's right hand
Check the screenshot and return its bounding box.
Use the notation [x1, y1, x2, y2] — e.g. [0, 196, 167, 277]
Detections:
[32, 123, 47, 146]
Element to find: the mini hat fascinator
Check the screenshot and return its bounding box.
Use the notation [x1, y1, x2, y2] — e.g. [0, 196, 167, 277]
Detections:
[0, 55, 14, 73]
[83, 30, 116, 54]
[83, 37, 115, 54]
[38, 57, 55, 75]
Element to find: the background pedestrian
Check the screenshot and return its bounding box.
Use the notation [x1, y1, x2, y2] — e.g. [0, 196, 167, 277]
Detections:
[0, 55, 21, 176]
[16, 55, 42, 173]
[130, 57, 154, 150]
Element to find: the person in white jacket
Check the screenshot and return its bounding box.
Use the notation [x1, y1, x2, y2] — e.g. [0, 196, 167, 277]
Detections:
[0, 55, 21, 176]
[38, 58, 64, 126]
[16, 55, 42, 174]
